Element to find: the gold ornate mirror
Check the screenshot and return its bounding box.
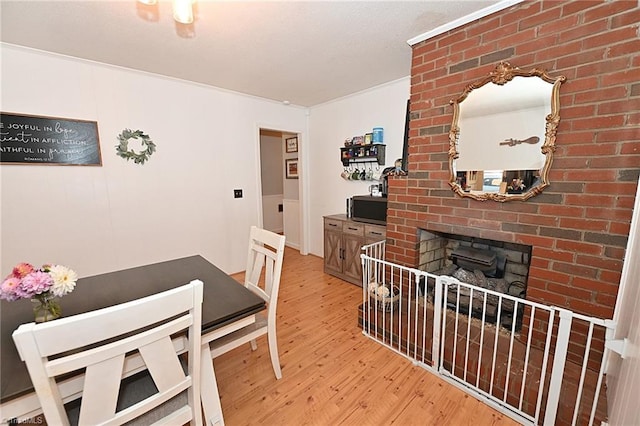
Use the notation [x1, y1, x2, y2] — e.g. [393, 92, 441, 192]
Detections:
[448, 62, 566, 202]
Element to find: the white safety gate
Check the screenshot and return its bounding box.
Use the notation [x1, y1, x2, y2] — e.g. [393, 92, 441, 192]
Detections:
[361, 241, 615, 426]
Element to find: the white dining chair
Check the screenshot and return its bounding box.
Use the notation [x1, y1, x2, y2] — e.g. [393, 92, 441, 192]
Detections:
[208, 226, 286, 379]
[12, 280, 205, 426]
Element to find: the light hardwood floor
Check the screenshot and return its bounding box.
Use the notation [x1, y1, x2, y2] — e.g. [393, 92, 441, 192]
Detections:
[214, 247, 520, 426]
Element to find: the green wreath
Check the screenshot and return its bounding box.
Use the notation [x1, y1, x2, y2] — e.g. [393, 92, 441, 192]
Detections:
[116, 129, 156, 164]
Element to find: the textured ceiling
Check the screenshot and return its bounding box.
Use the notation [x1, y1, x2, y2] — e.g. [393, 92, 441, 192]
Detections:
[1, 1, 501, 107]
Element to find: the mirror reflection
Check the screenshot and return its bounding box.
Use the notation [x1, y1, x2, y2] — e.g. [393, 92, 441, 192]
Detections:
[456, 169, 542, 195]
[448, 62, 566, 202]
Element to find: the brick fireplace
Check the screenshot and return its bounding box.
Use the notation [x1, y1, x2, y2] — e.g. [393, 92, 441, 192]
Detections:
[385, 0, 639, 326]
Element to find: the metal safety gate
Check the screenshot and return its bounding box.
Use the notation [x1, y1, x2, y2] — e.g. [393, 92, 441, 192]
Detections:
[360, 240, 615, 426]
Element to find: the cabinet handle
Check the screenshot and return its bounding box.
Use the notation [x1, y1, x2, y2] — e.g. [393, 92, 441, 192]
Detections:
[370, 231, 382, 236]
[329, 223, 338, 227]
[348, 227, 358, 231]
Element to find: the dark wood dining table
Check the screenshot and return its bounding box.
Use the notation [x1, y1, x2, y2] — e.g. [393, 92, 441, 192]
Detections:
[0, 255, 265, 423]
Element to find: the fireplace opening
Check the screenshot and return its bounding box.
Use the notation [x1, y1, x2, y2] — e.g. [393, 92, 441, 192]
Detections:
[417, 229, 532, 331]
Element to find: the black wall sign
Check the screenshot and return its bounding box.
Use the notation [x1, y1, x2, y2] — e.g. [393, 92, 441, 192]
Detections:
[0, 112, 102, 165]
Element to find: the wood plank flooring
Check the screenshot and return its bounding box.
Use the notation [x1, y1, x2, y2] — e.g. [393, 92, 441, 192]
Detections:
[213, 247, 520, 425]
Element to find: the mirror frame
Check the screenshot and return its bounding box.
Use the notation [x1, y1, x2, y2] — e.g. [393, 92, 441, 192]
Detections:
[448, 62, 566, 202]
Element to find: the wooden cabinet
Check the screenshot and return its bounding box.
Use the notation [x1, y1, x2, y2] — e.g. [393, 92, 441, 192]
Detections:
[323, 214, 386, 286]
[323, 219, 343, 276]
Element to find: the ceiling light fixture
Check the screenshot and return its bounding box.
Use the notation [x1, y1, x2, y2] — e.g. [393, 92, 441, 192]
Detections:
[136, 0, 194, 25]
[172, 0, 194, 25]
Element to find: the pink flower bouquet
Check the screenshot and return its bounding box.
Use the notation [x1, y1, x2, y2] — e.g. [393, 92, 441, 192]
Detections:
[1, 262, 78, 322]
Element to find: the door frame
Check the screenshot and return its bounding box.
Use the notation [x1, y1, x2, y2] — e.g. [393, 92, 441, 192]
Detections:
[255, 123, 308, 254]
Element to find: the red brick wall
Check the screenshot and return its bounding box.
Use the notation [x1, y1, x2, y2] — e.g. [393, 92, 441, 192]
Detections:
[388, 0, 640, 320]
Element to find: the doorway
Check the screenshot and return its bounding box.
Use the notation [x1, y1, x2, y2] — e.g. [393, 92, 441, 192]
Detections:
[259, 128, 300, 250]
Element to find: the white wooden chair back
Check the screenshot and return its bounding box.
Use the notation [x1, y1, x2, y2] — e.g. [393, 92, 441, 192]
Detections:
[245, 226, 286, 314]
[12, 280, 204, 426]
[207, 226, 286, 380]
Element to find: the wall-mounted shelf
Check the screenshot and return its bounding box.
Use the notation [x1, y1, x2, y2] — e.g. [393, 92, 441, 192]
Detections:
[341, 144, 385, 166]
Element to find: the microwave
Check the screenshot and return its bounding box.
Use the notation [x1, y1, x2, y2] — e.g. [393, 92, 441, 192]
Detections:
[351, 195, 387, 225]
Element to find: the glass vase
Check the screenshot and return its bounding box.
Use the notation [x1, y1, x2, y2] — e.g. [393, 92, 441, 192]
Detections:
[31, 293, 61, 323]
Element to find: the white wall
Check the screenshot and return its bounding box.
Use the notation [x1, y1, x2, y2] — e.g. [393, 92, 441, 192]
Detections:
[0, 44, 307, 277]
[307, 78, 410, 256]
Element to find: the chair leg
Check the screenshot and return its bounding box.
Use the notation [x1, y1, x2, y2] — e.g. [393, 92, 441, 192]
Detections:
[200, 345, 224, 426]
[267, 331, 282, 379]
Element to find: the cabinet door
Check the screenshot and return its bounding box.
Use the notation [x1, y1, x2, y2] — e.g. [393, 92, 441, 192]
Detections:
[324, 229, 342, 275]
[342, 234, 364, 284]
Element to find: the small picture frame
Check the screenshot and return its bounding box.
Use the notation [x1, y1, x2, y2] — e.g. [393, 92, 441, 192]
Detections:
[364, 133, 373, 144]
[285, 136, 298, 153]
[285, 158, 299, 179]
